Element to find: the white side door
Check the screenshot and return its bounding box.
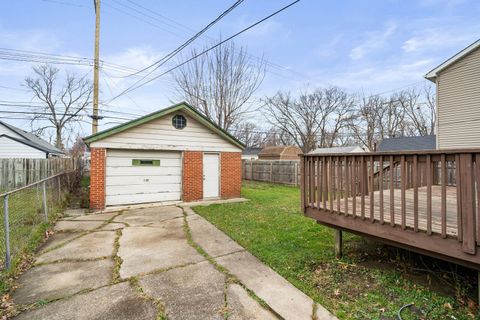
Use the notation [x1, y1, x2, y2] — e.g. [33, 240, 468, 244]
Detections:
[203, 153, 220, 198]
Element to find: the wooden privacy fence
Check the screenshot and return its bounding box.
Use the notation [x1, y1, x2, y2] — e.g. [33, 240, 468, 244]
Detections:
[301, 150, 480, 269]
[242, 160, 300, 185]
[0, 158, 84, 191]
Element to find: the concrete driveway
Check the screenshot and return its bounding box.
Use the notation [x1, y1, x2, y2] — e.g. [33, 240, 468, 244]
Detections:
[11, 204, 336, 320]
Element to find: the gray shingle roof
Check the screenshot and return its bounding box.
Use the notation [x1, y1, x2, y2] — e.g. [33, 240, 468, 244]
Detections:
[242, 147, 262, 156]
[377, 135, 436, 152]
[0, 121, 63, 155]
[308, 145, 366, 154]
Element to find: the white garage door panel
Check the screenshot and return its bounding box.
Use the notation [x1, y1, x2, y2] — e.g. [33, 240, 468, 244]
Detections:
[106, 183, 181, 196]
[106, 192, 182, 206]
[106, 157, 181, 167]
[106, 175, 181, 186]
[105, 149, 182, 206]
[106, 166, 181, 176]
[107, 149, 181, 159]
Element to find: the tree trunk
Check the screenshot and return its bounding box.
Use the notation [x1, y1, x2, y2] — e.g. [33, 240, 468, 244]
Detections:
[55, 127, 63, 150]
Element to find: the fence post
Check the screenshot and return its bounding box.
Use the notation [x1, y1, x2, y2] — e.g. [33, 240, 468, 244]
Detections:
[250, 160, 254, 181]
[58, 175, 62, 202]
[42, 181, 48, 221]
[270, 162, 273, 183]
[3, 195, 11, 270]
[294, 162, 298, 186]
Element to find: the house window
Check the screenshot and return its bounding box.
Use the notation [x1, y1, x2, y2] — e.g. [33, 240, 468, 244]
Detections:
[132, 159, 160, 166]
[172, 114, 187, 129]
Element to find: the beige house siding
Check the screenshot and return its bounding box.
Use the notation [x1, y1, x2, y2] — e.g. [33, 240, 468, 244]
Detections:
[437, 46, 480, 149]
[90, 111, 242, 152]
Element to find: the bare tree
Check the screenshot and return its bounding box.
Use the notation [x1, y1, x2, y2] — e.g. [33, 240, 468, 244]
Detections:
[25, 64, 93, 150]
[348, 95, 383, 151]
[262, 127, 296, 147]
[69, 135, 87, 157]
[403, 85, 436, 136]
[233, 121, 264, 147]
[263, 87, 354, 153]
[173, 41, 266, 131]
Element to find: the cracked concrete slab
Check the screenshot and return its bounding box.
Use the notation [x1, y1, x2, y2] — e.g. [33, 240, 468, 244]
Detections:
[118, 223, 204, 278]
[71, 211, 119, 221]
[227, 283, 278, 320]
[139, 261, 225, 320]
[216, 251, 335, 320]
[13, 259, 114, 305]
[54, 220, 105, 232]
[187, 214, 244, 257]
[36, 231, 116, 263]
[114, 206, 183, 226]
[100, 222, 126, 231]
[62, 208, 86, 218]
[14, 282, 157, 320]
[38, 232, 81, 254]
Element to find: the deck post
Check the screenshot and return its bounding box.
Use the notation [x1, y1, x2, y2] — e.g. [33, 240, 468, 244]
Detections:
[334, 229, 343, 259]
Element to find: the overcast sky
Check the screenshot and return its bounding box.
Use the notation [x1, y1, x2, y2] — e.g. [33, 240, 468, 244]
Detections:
[1, 0, 479, 138]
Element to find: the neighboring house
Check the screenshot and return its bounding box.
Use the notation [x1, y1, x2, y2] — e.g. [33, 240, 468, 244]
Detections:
[242, 147, 262, 160]
[425, 39, 480, 149]
[377, 135, 436, 152]
[83, 102, 245, 210]
[0, 121, 64, 159]
[308, 145, 366, 155]
[258, 146, 302, 160]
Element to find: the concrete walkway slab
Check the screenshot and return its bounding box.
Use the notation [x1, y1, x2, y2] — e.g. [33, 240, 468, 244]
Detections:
[227, 283, 278, 320]
[216, 251, 318, 320]
[118, 224, 204, 278]
[71, 211, 119, 221]
[187, 214, 244, 257]
[139, 261, 225, 320]
[14, 282, 157, 320]
[100, 222, 126, 231]
[12, 205, 336, 319]
[62, 208, 86, 218]
[36, 231, 116, 263]
[38, 232, 80, 253]
[54, 220, 104, 232]
[13, 259, 114, 305]
[114, 206, 183, 226]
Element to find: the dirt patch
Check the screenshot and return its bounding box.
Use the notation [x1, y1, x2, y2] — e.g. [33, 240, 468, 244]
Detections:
[343, 239, 477, 312]
[313, 261, 380, 301]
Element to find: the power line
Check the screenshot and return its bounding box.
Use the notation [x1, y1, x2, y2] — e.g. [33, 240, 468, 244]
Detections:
[110, 0, 245, 101]
[0, 47, 153, 76]
[123, 0, 310, 81]
[117, 0, 244, 78]
[108, 0, 302, 102]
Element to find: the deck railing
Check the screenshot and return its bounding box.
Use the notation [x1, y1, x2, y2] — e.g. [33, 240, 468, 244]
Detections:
[301, 150, 480, 269]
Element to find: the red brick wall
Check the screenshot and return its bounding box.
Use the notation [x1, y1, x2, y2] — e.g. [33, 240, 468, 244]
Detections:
[220, 152, 242, 199]
[90, 148, 106, 210]
[183, 151, 203, 202]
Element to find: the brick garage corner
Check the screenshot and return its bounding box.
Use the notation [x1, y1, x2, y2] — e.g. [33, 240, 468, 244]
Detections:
[183, 151, 203, 202]
[221, 152, 242, 199]
[90, 148, 106, 210]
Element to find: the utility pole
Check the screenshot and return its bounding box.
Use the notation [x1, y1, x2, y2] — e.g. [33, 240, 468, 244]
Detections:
[92, 0, 101, 134]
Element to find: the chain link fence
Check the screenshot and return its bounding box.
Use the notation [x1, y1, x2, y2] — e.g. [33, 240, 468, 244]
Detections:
[0, 170, 80, 270]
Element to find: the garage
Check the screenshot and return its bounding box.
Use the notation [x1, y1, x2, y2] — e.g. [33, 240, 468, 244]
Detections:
[84, 102, 244, 210]
[105, 150, 182, 206]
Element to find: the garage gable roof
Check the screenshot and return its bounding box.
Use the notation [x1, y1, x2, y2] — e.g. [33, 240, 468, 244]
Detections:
[83, 102, 245, 149]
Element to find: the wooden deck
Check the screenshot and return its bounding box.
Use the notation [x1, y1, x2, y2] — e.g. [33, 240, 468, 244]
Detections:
[315, 186, 458, 236]
[301, 151, 480, 269]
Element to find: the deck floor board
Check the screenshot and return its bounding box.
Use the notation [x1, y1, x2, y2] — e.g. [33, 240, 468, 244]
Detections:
[316, 186, 459, 236]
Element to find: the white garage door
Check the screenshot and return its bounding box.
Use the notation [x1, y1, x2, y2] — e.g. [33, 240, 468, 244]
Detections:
[106, 149, 182, 206]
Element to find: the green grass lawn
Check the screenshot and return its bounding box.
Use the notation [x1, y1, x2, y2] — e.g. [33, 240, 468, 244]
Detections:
[193, 181, 477, 320]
